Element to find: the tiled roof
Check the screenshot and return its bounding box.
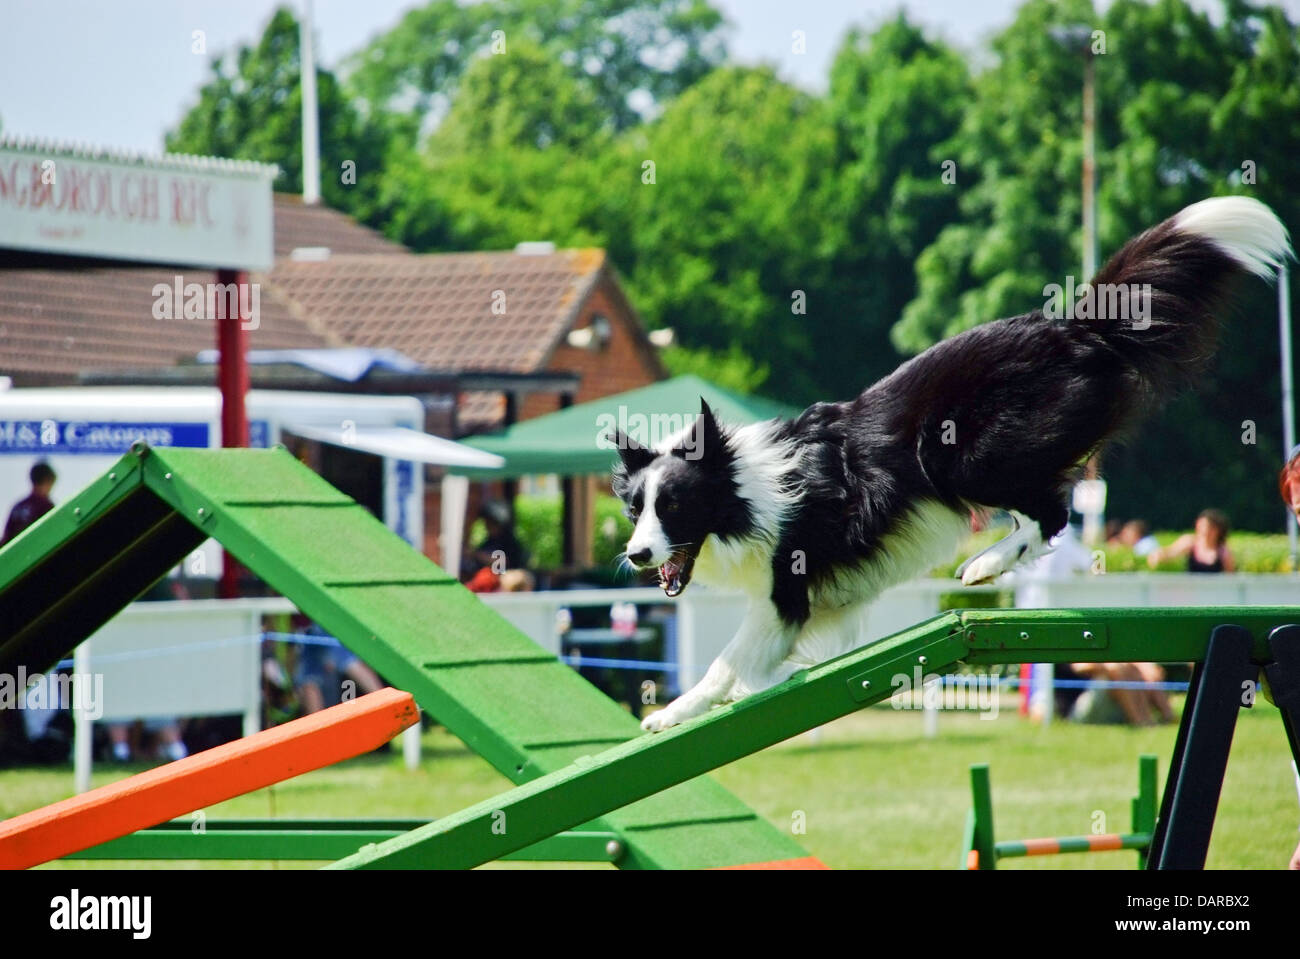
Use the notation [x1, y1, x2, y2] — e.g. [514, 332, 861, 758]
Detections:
[273, 195, 407, 257]
[0, 266, 334, 382]
[267, 248, 608, 373]
[0, 195, 393, 382]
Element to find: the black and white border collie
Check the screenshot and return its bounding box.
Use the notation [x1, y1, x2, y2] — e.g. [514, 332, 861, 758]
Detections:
[612, 196, 1292, 732]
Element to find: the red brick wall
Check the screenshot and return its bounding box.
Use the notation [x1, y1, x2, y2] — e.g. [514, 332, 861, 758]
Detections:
[519, 276, 662, 420]
[426, 274, 662, 567]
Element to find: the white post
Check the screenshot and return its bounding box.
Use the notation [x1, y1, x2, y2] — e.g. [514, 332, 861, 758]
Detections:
[300, 0, 321, 206]
[403, 716, 422, 770]
[1033, 662, 1055, 727]
[923, 698, 939, 738]
[74, 640, 92, 794]
[441, 474, 470, 576]
[1280, 265, 1296, 563]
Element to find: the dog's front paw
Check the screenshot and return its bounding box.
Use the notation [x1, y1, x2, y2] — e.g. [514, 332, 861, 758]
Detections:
[641, 709, 680, 733]
[959, 549, 1007, 586]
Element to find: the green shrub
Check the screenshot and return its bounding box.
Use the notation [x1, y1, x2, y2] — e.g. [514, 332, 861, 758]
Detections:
[502, 494, 634, 571]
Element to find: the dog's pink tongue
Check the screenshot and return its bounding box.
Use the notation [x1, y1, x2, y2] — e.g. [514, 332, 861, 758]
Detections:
[659, 559, 683, 596]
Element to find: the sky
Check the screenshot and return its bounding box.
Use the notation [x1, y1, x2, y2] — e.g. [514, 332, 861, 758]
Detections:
[1, 0, 1297, 156]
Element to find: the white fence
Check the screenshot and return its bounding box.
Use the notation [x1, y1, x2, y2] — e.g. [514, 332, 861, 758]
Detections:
[482, 573, 1300, 691]
[41, 573, 1300, 791]
[70, 597, 295, 792]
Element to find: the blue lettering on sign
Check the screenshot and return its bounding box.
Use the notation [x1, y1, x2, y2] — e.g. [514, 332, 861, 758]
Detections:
[0, 421, 210, 454]
[395, 457, 414, 546]
[249, 420, 270, 449]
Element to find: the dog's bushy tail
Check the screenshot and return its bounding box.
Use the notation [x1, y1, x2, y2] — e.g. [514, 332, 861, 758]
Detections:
[1079, 196, 1292, 397]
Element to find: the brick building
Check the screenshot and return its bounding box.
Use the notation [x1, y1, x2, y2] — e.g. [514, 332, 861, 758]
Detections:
[2, 193, 666, 563]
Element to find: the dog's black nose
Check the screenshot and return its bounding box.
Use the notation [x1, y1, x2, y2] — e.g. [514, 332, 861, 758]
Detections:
[629, 548, 652, 566]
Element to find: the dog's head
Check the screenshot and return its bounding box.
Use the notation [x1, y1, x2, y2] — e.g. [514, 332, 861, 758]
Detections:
[609, 399, 739, 597]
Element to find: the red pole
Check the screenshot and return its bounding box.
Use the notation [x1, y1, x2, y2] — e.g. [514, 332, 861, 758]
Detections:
[216, 268, 250, 598]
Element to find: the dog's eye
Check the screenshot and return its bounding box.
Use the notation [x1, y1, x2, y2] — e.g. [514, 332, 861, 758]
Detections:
[626, 507, 639, 521]
[662, 500, 679, 513]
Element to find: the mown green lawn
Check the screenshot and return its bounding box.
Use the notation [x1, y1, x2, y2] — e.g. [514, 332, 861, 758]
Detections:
[9, 694, 1297, 870]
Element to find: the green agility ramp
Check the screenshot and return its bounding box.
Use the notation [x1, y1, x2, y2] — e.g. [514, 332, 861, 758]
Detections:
[326, 609, 1300, 869]
[0, 443, 813, 869]
[5, 444, 1300, 868]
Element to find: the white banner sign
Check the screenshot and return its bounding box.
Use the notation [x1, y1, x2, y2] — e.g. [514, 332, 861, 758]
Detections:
[0, 142, 275, 271]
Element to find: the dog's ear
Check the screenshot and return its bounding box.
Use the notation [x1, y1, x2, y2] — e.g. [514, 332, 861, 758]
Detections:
[688, 397, 726, 464]
[611, 429, 656, 474]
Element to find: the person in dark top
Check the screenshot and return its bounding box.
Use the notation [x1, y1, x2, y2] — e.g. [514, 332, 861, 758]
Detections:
[1146, 508, 1235, 572]
[467, 500, 528, 577]
[2, 461, 56, 546]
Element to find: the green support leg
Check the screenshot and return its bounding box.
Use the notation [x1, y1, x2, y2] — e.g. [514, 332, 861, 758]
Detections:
[1134, 754, 1158, 869]
[968, 764, 997, 870]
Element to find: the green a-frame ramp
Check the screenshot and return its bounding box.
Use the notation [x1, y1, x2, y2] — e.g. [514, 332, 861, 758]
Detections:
[0, 443, 814, 869]
[4, 443, 1300, 869]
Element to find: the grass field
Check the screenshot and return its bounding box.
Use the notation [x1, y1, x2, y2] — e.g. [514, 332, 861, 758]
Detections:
[9, 694, 1298, 870]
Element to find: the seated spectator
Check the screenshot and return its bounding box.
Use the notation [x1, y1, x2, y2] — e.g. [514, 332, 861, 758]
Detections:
[1068, 662, 1176, 726]
[1147, 508, 1235, 572]
[1119, 519, 1160, 557]
[466, 501, 528, 577]
[107, 718, 187, 762]
[295, 624, 383, 714]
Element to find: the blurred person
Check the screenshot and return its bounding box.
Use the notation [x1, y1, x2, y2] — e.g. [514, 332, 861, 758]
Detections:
[294, 623, 383, 714]
[1012, 523, 1092, 721]
[107, 719, 187, 763]
[2, 460, 56, 546]
[468, 500, 528, 575]
[1068, 661, 1176, 726]
[1119, 519, 1160, 557]
[1278, 443, 1300, 522]
[1147, 508, 1235, 572]
[1104, 518, 1123, 545]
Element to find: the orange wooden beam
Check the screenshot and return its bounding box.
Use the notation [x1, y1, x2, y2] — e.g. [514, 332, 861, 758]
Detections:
[715, 856, 829, 869]
[0, 687, 418, 869]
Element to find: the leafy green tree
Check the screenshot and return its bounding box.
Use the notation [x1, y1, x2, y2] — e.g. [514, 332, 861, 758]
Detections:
[374, 39, 615, 252]
[898, 0, 1300, 530]
[165, 7, 390, 218]
[818, 14, 970, 395]
[346, 0, 726, 133]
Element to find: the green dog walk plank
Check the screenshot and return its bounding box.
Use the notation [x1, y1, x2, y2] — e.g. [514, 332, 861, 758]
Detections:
[132, 446, 808, 867]
[330, 614, 972, 869]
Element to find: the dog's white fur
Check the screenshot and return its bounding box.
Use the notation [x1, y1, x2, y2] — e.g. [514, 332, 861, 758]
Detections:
[641, 428, 987, 731]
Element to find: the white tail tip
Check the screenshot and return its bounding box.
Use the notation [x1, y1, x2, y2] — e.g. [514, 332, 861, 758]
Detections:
[1174, 196, 1294, 279]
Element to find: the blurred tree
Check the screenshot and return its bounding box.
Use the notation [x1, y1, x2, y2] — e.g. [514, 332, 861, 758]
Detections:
[164, 7, 391, 219]
[897, 0, 1300, 530]
[375, 39, 614, 252]
[345, 0, 726, 134]
[599, 65, 835, 400]
[818, 14, 970, 396]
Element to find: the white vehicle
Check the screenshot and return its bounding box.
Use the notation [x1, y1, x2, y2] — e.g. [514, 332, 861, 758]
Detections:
[0, 386, 501, 579]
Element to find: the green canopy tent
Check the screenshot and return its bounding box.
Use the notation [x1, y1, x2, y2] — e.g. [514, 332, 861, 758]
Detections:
[441, 375, 798, 569]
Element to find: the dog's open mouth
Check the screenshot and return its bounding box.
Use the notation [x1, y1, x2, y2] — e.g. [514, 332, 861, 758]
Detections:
[658, 552, 695, 598]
